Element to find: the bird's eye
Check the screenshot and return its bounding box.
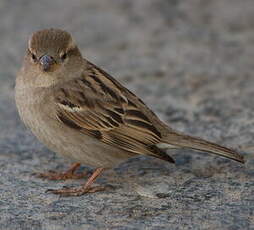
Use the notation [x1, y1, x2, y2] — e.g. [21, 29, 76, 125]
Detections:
[31, 53, 37, 62]
[60, 52, 67, 61]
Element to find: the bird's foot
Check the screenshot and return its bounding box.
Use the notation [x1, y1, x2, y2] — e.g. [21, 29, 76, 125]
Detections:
[46, 167, 105, 196]
[47, 185, 105, 196]
[36, 163, 89, 180]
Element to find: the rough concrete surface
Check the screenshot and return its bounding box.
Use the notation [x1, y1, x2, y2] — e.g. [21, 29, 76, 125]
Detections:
[0, 0, 253, 229]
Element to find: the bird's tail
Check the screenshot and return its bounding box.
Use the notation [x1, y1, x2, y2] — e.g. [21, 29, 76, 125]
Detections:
[158, 131, 244, 163]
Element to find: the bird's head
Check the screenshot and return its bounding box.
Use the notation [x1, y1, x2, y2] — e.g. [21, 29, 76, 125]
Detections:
[22, 28, 83, 87]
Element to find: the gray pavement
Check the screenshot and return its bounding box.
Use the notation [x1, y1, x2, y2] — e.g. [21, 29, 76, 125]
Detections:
[0, 0, 253, 229]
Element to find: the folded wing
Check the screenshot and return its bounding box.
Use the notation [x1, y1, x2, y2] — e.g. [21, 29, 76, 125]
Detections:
[54, 63, 174, 163]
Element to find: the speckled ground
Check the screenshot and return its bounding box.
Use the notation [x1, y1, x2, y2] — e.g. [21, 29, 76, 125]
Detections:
[0, 0, 253, 229]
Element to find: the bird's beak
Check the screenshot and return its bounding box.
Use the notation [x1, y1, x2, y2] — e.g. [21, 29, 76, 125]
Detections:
[39, 55, 55, 72]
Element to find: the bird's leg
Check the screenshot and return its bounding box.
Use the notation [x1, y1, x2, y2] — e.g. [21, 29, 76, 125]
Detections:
[47, 167, 105, 196]
[37, 163, 90, 180]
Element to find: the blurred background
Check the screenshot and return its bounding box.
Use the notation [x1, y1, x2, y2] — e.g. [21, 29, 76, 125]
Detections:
[0, 0, 253, 229]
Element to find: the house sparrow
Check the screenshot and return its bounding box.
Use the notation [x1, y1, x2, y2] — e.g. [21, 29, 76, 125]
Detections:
[15, 28, 244, 196]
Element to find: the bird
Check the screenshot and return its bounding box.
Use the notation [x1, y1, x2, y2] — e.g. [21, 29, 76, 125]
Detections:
[15, 28, 244, 196]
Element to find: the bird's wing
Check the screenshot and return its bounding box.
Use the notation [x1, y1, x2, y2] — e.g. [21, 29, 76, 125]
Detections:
[53, 62, 174, 162]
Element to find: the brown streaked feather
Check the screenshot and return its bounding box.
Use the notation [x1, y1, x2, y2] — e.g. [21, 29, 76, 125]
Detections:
[162, 132, 245, 163]
[86, 62, 244, 164]
[53, 59, 244, 164]
[58, 112, 82, 130]
[54, 64, 170, 161]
